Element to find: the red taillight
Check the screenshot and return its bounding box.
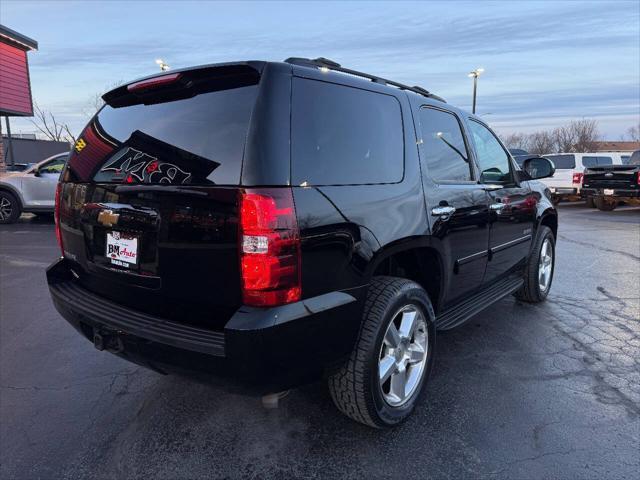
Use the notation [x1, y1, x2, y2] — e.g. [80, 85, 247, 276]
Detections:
[127, 73, 181, 92]
[636, 172, 640, 186]
[573, 172, 583, 184]
[54, 182, 64, 256]
[239, 188, 301, 307]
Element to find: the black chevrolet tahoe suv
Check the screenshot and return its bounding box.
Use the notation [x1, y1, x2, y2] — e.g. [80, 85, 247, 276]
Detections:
[47, 58, 558, 428]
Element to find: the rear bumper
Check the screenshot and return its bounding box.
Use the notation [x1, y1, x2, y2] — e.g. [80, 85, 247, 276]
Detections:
[581, 188, 640, 199]
[47, 258, 363, 393]
[549, 187, 579, 195]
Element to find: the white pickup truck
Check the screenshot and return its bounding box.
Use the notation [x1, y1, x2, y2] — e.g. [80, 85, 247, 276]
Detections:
[540, 152, 630, 204]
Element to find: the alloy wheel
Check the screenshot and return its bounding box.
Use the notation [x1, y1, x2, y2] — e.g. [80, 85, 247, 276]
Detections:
[538, 238, 553, 292]
[378, 305, 428, 407]
[0, 197, 13, 221]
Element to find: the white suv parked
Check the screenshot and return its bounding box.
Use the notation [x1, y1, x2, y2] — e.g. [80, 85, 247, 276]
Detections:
[541, 152, 628, 204]
[0, 152, 68, 224]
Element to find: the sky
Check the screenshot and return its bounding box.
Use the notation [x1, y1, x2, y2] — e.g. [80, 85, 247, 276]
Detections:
[1, 0, 639, 139]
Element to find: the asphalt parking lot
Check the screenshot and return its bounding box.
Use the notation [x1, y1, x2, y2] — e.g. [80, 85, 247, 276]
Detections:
[1, 203, 639, 479]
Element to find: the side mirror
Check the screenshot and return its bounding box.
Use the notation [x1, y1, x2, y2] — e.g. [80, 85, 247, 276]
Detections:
[32, 168, 41, 177]
[522, 157, 555, 180]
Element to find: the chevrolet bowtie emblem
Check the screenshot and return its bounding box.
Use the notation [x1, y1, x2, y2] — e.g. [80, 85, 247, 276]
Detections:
[97, 210, 119, 227]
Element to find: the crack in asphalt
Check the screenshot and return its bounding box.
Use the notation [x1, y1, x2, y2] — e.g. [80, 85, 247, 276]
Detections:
[558, 234, 640, 262]
[527, 291, 640, 418]
[0, 254, 52, 268]
[486, 448, 580, 477]
[1, 368, 143, 392]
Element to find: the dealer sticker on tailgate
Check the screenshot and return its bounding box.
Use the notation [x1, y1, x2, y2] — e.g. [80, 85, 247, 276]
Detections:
[106, 231, 138, 267]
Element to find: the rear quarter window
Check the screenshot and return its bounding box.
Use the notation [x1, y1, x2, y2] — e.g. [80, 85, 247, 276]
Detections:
[291, 78, 404, 186]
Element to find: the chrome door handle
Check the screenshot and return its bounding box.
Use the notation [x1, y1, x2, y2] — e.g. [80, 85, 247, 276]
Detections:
[490, 203, 505, 211]
[431, 206, 456, 216]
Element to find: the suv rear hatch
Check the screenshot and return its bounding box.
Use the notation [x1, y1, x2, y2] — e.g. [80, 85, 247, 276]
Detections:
[58, 63, 263, 330]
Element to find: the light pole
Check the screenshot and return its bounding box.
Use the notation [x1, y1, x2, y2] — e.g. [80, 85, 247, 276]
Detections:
[155, 59, 170, 71]
[468, 68, 484, 114]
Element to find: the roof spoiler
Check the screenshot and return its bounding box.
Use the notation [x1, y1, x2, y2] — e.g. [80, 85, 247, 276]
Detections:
[102, 62, 264, 108]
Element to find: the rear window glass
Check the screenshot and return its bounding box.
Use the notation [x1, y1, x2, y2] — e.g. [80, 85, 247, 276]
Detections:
[582, 156, 613, 167]
[69, 85, 258, 185]
[544, 154, 575, 169]
[621, 155, 630, 164]
[291, 78, 403, 185]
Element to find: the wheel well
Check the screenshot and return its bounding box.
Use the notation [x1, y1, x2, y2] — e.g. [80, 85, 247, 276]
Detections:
[372, 248, 442, 313]
[540, 213, 557, 238]
[0, 186, 23, 208]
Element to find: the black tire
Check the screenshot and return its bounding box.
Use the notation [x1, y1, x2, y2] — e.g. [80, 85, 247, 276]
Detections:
[0, 190, 21, 224]
[515, 225, 555, 303]
[328, 276, 436, 428]
[585, 197, 596, 208]
[594, 197, 616, 211]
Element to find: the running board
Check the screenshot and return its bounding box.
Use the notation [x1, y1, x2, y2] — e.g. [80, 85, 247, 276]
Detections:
[436, 276, 524, 330]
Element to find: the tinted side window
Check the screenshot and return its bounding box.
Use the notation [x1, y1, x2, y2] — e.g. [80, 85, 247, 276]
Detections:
[40, 156, 67, 174]
[468, 120, 512, 183]
[291, 78, 403, 185]
[621, 155, 630, 164]
[582, 156, 613, 167]
[419, 107, 471, 182]
[544, 154, 576, 169]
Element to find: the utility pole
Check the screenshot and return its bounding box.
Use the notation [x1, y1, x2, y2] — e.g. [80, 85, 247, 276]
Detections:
[468, 68, 484, 114]
[4, 117, 15, 168]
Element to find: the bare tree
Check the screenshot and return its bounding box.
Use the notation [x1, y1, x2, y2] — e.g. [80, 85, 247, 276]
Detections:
[570, 119, 599, 151]
[501, 132, 530, 151]
[627, 124, 640, 142]
[83, 80, 124, 119]
[29, 103, 75, 144]
[82, 92, 105, 119]
[550, 119, 599, 152]
[552, 125, 574, 152]
[502, 119, 601, 155]
[527, 131, 556, 155]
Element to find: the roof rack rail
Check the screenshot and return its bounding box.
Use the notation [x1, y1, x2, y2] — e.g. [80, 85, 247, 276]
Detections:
[284, 57, 446, 103]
